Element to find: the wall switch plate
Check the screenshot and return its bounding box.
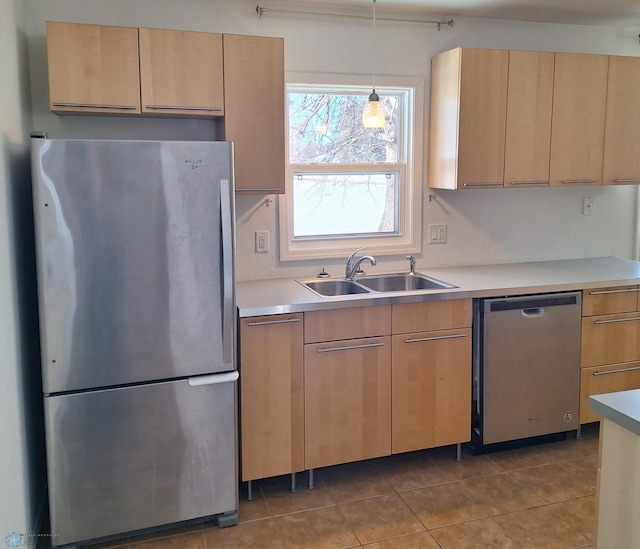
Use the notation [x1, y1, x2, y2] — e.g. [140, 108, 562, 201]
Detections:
[428, 223, 447, 244]
[583, 197, 593, 216]
[255, 230, 269, 253]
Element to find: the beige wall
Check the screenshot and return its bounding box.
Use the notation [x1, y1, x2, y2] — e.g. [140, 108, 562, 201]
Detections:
[22, 0, 640, 283]
[1, 0, 638, 539]
[0, 0, 45, 542]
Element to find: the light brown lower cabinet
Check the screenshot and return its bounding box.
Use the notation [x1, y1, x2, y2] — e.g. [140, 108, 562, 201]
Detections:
[392, 328, 472, 453]
[304, 336, 392, 470]
[240, 299, 473, 482]
[580, 362, 640, 424]
[239, 314, 304, 482]
[580, 286, 640, 424]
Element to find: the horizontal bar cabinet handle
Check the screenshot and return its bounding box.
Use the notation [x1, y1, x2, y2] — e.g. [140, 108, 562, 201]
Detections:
[52, 102, 138, 110]
[404, 333, 468, 344]
[593, 316, 640, 325]
[317, 342, 385, 353]
[594, 365, 640, 376]
[145, 105, 223, 112]
[246, 318, 301, 327]
[588, 288, 640, 296]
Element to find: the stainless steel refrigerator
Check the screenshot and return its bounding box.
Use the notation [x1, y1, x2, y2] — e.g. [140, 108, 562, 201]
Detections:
[31, 137, 238, 547]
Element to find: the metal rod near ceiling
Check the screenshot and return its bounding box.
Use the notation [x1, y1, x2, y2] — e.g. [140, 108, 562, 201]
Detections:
[255, 4, 454, 29]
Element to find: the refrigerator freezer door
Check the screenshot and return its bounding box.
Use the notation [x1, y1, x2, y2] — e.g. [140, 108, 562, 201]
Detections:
[45, 374, 238, 546]
[31, 139, 236, 393]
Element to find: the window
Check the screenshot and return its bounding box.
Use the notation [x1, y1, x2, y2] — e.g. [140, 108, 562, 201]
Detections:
[279, 75, 424, 261]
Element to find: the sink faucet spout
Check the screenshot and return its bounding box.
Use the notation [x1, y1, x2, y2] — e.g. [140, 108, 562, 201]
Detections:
[345, 247, 377, 280]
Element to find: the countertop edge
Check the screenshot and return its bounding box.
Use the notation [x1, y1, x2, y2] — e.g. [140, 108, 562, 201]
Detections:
[590, 389, 640, 437]
[237, 257, 640, 317]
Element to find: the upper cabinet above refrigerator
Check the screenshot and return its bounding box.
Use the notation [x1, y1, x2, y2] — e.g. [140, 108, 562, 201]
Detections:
[46, 22, 142, 115]
[138, 28, 225, 117]
[45, 22, 286, 194]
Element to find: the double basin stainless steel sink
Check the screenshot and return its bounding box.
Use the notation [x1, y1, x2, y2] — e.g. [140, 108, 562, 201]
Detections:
[299, 273, 457, 297]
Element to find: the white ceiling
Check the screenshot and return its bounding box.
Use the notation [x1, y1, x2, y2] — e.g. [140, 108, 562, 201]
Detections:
[272, 0, 640, 27]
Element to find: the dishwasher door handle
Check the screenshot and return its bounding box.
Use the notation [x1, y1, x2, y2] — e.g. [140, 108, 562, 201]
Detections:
[522, 307, 547, 317]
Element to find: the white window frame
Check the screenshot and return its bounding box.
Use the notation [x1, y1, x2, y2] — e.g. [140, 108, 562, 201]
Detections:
[279, 73, 424, 262]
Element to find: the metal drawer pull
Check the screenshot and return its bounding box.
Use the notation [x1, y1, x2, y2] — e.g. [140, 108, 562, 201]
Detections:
[614, 179, 640, 183]
[317, 342, 385, 353]
[52, 102, 138, 110]
[145, 105, 223, 111]
[247, 318, 301, 326]
[405, 333, 467, 344]
[589, 288, 640, 295]
[593, 365, 640, 376]
[510, 180, 548, 186]
[463, 182, 503, 187]
[594, 316, 640, 325]
[561, 179, 599, 184]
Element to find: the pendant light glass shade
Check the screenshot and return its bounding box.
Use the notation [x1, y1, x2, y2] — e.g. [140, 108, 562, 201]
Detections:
[363, 91, 385, 128]
[363, 0, 385, 128]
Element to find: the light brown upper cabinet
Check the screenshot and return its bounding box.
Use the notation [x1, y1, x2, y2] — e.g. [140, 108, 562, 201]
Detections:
[46, 22, 286, 194]
[549, 53, 608, 187]
[429, 48, 509, 189]
[47, 22, 141, 115]
[503, 51, 554, 188]
[602, 56, 640, 186]
[221, 34, 285, 194]
[138, 28, 224, 117]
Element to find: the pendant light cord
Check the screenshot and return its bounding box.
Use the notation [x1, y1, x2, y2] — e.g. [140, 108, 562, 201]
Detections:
[372, 0, 377, 93]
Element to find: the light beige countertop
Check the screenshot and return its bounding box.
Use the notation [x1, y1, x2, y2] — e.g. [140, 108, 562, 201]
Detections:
[236, 256, 640, 317]
[590, 389, 640, 437]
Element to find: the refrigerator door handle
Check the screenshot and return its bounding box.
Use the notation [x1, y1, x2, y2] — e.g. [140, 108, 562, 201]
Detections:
[220, 178, 234, 368]
[188, 371, 239, 386]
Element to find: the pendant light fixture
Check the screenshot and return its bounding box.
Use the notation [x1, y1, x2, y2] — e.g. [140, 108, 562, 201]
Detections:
[363, 0, 385, 128]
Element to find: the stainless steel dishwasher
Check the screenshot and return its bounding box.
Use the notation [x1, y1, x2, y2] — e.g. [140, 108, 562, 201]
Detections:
[471, 292, 581, 453]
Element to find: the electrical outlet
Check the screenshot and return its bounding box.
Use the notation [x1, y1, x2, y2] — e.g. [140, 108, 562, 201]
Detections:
[583, 197, 593, 216]
[255, 230, 269, 253]
[428, 223, 447, 244]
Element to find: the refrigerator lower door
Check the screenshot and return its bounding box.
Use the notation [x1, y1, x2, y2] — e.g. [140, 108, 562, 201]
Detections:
[45, 373, 238, 547]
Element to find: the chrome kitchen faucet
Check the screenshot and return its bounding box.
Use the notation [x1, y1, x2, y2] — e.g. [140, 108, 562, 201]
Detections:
[345, 247, 376, 280]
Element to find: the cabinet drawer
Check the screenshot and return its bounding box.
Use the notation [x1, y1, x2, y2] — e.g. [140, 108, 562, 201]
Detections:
[304, 305, 391, 343]
[582, 286, 640, 316]
[391, 299, 472, 334]
[580, 362, 640, 423]
[581, 312, 640, 367]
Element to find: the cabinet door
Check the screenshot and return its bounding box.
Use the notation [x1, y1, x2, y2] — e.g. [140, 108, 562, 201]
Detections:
[503, 51, 554, 187]
[304, 337, 391, 469]
[46, 22, 141, 114]
[457, 49, 509, 189]
[581, 312, 640, 367]
[392, 329, 471, 453]
[603, 56, 640, 185]
[580, 362, 640, 423]
[222, 34, 285, 193]
[139, 28, 224, 117]
[549, 53, 608, 186]
[239, 314, 304, 481]
[428, 48, 508, 189]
